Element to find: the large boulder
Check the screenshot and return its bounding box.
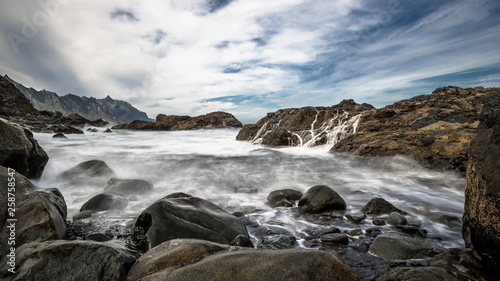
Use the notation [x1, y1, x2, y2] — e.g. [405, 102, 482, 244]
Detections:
[298, 185, 346, 213]
[0, 166, 67, 257]
[0, 240, 139, 281]
[58, 160, 116, 184]
[376, 267, 458, 281]
[369, 232, 445, 260]
[104, 178, 153, 196]
[131, 196, 249, 251]
[126, 239, 360, 281]
[79, 193, 128, 212]
[0, 119, 49, 179]
[462, 96, 500, 273]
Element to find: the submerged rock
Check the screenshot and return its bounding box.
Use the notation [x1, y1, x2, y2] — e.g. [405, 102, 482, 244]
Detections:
[369, 232, 445, 260]
[104, 178, 153, 196]
[267, 189, 303, 207]
[59, 160, 116, 184]
[261, 234, 296, 249]
[298, 185, 346, 213]
[126, 239, 360, 281]
[0, 119, 49, 179]
[79, 193, 128, 212]
[362, 198, 407, 215]
[131, 196, 249, 251]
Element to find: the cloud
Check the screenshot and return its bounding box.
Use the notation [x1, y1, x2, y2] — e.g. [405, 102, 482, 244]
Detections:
[0, 0, 499, 124]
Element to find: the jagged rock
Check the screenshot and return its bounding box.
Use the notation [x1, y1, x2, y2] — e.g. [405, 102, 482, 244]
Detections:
[126, 239, 360, 281]
[298, 185, 346, 213]
[376, 267, 458, 281]
[362, 198, 407, 215]
[463, 94, 500, 275]
[131, 196, 249, 251]
[0, 120, 49, 179]
[0, 166, 67, 257]
[0, 240, 139, 281]
[267, 189, 303, 206]
[369, 232, 445, 260]
[332, 86, 500, 172]
[237, 100, 374, 147]
[58, 160, 116, 184]
[104, 178, 153, 196]
[79, 194, 128, 212]
[52, 132, 67, 138]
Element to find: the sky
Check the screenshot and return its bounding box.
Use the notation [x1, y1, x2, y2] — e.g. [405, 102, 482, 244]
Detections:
[1, 0, 500, 124]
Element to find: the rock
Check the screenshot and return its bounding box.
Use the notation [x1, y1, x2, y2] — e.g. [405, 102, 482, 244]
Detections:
[261, 234, 295, 249]
[267, 189, 303, 206]
[126, 239, 360, 281]
[433, 215, 461, 227]
[79, 193, 128, 212]
[52, 132, 67, 138]
[0, 75, 40, 117]
[0, 166, 67, 257]
[104, 178, 153, 196]
[395, 225, 427, 238]
[104, 128, 112, 133]
[59, 160, 116, 184]
[85, 233, 111, 242]
[0, 240, 139, 281]
[345, 213, 367, 223]
[332, 86, 500, 172]
[163, 192, 193, 199]
[275, 199, 293, 207]
[236, 100, 375, 147]
[230, 235, 254, 248]
[365, 228, 383, 238]
[320, 233, 349, 245]
[348, 229, 363, 236]
[462, 95, 500, 274]
[131, 196, 249, 251]
[376, 267, 458, 281]
[387, 212, 407, 226]
[369, 232, 445, 260]
[429, 248, 493, 281]
[0, 119, 49, 179]
[298, 185, 346, 213]
[372, 219, 386, 226]
[362, 198, 407, 215]
[87, 128, 98, 132]
[319, 227, 342, 236]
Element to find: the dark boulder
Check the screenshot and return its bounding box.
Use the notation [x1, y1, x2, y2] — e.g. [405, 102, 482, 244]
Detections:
[362, 198, 407, 215]
[52, 132, 67, 138]
[131, 196, 249, 251]
[345, 213, 367, 223]
[261, 234, 295, 249]
[376, 267, 458, 281]
[0, 166, 66, 257]
[387, 212, 407, 226]
[298, 185, 346, 213]
[104, 128, 112, 133]
[0, 119, 49, 179]
[267, 189, 303, 206]
[104, 178, 153, 196]
[126, 239, 360, 281]
[0, 240, 139, 281]
[369, 232, 445, 260]
[171, 111, 242, 130]
[59, 160, 116, 184]
[79, 194, 128, 212]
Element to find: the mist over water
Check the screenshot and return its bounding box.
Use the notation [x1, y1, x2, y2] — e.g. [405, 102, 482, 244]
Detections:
[33, 128, 466, 249]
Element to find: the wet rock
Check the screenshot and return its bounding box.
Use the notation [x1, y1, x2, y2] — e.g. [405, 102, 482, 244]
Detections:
[232, 185, 259, 193]
[104, 178, 153, 196]
[104, 128, 112, 133]
[275, 199, 293, 207]
[433, 215, 461, 227]
[319, 227, 342, 236]
[0, 166, 67, 257]
[267, 189, 303, 206]
[87, 128, 98, 132]
[261, 234, 296, 249]
[131, 196, 249, 251]
[362, 198, 407, 215]
[372, 219, 386, 226]
[395, 225, 427, 238]
[387, 212, 407, 226]
[230, 235, 254, 248]
[348, 229, 363, 236]
[376, 267, 458, 281]
[0, 240, 139, 281]
[320, 233, 349, 245]
[0, 119, 49, 179]
[52, 132, 67, 138]
[462, 95, 500, 275]
[429, 248, 493, 281]
[365, 228, 383, 237]
[163, 192, 193, 199]
[298, 185, 346, 213]
[73, 210, 93, 221]
[85, 233, 111, 242]
[345, 213, 367, 223]
[59, 160, 117, 184]
[126, 239, 360, 281]
[79, 193, 128, 212]
[369, 232, 445, 260]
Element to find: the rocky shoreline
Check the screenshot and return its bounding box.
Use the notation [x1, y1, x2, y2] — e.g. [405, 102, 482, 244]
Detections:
[1, 80, 499, 280]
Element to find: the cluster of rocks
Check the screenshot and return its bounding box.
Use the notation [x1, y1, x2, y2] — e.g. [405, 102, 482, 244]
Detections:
[112, 111, 243, 131]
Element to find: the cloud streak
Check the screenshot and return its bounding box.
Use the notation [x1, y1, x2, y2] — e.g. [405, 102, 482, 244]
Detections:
[0, 0, 499, 123]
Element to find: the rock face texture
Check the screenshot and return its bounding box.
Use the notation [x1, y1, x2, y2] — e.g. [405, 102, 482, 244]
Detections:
[4, 74, 152, 124]
[237, 99, 374, 147]
[0, 119, 49, 179]
[112, 111, 242, 131]
[332, 87, 500, 172]
[126, 239, 360, 281]
[0, 166, 67, 257]
[462, 94, 500, 274]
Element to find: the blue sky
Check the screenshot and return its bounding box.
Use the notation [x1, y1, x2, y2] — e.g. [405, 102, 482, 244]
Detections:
[1, 0, 500, 123]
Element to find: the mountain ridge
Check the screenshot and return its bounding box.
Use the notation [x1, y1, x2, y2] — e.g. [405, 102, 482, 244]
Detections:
[3, 75, 153, 124]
